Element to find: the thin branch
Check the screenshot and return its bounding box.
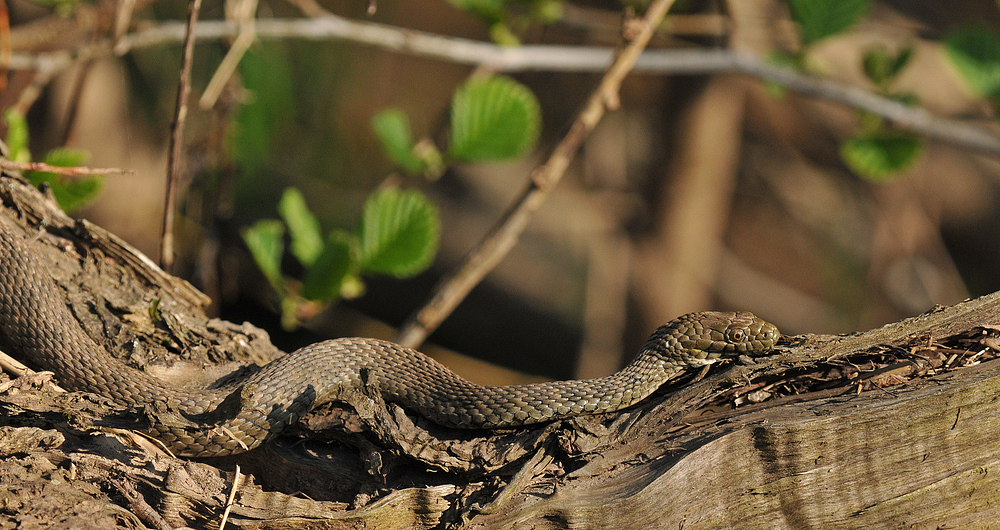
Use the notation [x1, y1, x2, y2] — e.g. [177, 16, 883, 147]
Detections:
[10, 16, 1000, 158]
[394, 0, 678, 348]
[219, 464, 241, 530]
[0, 160, 133, 176]
[159, 0, 203, 271]
[199, 0, 258, 109]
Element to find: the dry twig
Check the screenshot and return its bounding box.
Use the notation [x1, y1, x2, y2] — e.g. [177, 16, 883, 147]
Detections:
[159, 0, 204, 271]
[0, 160, 133, 176]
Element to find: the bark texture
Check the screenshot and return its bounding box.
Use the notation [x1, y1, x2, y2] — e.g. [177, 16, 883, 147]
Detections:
[1, 170, 999, 529]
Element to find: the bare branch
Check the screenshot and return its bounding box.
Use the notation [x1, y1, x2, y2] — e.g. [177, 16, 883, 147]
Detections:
[160, 0, 204, 271]
[0, 160, 133, 176]
[10, 15, 1000, 158]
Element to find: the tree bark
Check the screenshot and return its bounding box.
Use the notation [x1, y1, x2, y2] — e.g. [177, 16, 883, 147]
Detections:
[2, 169, 999, 529]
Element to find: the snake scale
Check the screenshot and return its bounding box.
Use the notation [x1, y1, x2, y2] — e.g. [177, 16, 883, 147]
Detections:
[0, 227, 779, 457]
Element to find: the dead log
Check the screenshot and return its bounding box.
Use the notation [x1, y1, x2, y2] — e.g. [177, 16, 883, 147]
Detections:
[2, 170, 999, 529]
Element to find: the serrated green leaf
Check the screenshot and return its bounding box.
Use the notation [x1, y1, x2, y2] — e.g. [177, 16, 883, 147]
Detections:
[448, 76, 541, 162]
[372, 109, 426, 175]
[278, 187, 324, 267]
[3, 108, 31, 163]
[358, 188, 440, 278]
[788, 0, 868, 46]
[303, 230, 357, 301]
[841, 133, 923, 182]
[26, 148, 103, 213]
[241, 220, 286, 294]
[945, 26, 1000, 98]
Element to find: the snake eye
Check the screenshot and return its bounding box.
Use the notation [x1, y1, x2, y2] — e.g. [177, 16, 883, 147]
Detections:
[728, 328, 746, 342]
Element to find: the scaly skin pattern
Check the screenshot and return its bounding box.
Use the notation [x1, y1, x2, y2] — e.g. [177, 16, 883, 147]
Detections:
[0, 228, 780, 456]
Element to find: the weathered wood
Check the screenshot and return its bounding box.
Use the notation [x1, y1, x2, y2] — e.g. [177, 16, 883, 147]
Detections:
[3, 168, 1000, 528]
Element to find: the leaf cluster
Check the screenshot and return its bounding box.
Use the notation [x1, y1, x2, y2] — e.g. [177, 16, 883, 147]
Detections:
[242, 187, 440, 330]
[241, 74, 541, 330]
[445, 0, 564, 46]
[372, 75, 542, 179]
[777, 0, 922, 181]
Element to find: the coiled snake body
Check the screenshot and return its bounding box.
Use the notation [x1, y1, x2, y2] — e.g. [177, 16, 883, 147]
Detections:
[0, 228, 779, 457]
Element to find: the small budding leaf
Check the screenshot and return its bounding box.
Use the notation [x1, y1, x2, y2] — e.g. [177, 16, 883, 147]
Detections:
[945, 26, 1000, 98]
[278, 187, 324, 267]
[444, 0, 504, 20]
[787, 0, 868, 46]
[241, 220, 286, 294]
[358, 188, 440, 278]
[303, 230, 358, 302]
[841, 133, 923, 182]
[372, 109, 426, 176]
[448, 75, 541, 162]
[862, 46, 894, 86]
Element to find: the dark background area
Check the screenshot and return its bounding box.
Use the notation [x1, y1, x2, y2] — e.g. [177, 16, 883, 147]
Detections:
[5, 0, 1000, 384]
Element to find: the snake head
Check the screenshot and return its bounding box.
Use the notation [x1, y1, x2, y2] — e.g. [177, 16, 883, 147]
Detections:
[643, 311, 780, 368]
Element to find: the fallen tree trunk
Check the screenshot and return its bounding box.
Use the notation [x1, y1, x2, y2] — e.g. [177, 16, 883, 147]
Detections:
[2, 170, 999, 529]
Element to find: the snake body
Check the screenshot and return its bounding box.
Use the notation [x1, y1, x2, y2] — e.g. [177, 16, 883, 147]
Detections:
[0, 228, 779, 457]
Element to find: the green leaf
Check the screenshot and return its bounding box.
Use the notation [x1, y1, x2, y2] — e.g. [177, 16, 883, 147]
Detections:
[863, 45, 912, 88]
[358, 188, 440, 278]
[841, 133, 923, 182]
[889, 47, 914, 78]
[278, 187, 324, 267]
[372, 109, 426, 175]
[27, 148, 103, 213]
[787, 0, 868, 46]
[945, 26, 1000, 98]
[241, 220, 286, 294]
[448, 75, 541, 162]
[529, 0, 564, 24]
[444, 0, 504, 20]
[489, 22, 521, 47]
[3, 108, 31, 163]
[230, 45, 295, 177]
[862, 47, 889, 86]
[891, 92, 919, 106]
[302, 230, 357, 301]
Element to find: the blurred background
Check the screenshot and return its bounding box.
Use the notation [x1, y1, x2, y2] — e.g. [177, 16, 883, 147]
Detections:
[4, 0, 1000, 385]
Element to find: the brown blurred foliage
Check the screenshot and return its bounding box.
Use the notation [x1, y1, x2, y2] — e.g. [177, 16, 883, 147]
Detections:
[4, 0, 1000, 385]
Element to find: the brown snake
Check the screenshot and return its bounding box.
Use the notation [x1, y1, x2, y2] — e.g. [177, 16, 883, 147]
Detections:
[0, 228, 780, 457]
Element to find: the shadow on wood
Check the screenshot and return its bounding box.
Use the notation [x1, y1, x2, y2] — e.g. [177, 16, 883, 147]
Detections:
[1, 170, 999, 528]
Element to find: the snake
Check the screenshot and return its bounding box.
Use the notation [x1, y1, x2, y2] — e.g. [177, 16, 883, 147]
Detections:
[0, 227, 780, 457]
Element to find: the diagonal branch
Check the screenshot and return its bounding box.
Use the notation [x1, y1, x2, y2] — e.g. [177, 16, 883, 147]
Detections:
[392, 0, 678, 348]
